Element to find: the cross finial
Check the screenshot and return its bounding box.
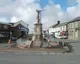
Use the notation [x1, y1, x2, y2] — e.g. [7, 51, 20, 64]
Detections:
[36, 10, 41, 23]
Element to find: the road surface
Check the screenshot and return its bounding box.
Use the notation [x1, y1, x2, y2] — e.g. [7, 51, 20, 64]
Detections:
[0, 40, 80, 64]
[0, 51, 80, 64]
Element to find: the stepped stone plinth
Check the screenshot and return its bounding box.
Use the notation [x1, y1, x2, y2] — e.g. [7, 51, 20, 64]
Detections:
[31, 10, 43, 48]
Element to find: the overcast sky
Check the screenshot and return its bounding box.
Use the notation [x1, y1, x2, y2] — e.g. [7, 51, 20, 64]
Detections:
[0, 0, 80, 33]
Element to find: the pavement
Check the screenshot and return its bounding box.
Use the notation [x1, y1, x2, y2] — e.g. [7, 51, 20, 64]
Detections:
[0, 47, 66, 53]
[0, 42, 67, 54]
[0, 37, 80, 54]
[0, 43, 8, 48]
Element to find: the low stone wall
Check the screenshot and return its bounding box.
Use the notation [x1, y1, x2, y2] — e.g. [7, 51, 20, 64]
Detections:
[17, 38, 31, 48]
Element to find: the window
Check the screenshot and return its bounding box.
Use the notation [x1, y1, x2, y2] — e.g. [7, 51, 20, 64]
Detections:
[75, 22, 78, 28]
[0, 24, 4, 28]
[69, 30, 73, 36]
[0, 25, 1, 28]
[71, 23, 74, 28]
[4, 25, 8, 29]
[69, 23, 72, 29]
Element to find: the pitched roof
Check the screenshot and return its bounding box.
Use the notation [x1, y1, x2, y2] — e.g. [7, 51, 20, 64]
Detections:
[68, 16, 80, 23]
[0, 21, 11, 25]
[54, 22, 68, 28]
[50, 21, 68, 28]
[49, 16, 80, 28]
[72, 17, 80, 21]
[49, 24, 57, 28]
[12, 20, 28, 28]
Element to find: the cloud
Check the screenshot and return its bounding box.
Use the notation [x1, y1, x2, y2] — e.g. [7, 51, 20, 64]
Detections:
[66, 0, 80, 20]
[0, 0, 41, 33]
[77, 0, 80, 3]
[41, 1, 66, 30]
[0, 0, 13, 6]
[68, 0, 77, 6]
[0, 0, 80, 33]
[66, 6, 77, 18]
[41, 0, 80, 30]
[10, 16, 18, 23]
[0, 17, 8, 22]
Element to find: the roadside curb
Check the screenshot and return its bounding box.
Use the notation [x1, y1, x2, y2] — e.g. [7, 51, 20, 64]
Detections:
[0, 49, 73, 55]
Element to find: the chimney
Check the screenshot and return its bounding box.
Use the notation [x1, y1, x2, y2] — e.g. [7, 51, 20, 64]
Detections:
[57, 21, 60, 24]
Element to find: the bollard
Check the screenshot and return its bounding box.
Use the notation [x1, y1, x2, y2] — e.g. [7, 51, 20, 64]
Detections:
[8, 39, 11, 47]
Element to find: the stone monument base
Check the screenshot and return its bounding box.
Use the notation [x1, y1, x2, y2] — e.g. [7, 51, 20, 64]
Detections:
[32, 40, 42, 48]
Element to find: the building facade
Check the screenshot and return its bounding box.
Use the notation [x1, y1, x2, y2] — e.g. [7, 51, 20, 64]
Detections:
[49, 21, 60, 35]
[0, 20, 29, 42]
[0, 22, 11, 42]
[49, 21, 68, 39]
[11, 20, 29, 38]
[49, 17, 80, 40]
[68, 17, 80, 40]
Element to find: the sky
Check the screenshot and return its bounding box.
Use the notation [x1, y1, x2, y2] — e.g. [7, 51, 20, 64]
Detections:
[0, 0, 80, 32]
[40, 0, 68, 10]
[40, 0, 77, 11]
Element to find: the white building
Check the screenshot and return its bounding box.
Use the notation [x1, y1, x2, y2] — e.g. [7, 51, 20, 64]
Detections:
[49, 21, 60, 35]
[49, 21, 68, 39]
